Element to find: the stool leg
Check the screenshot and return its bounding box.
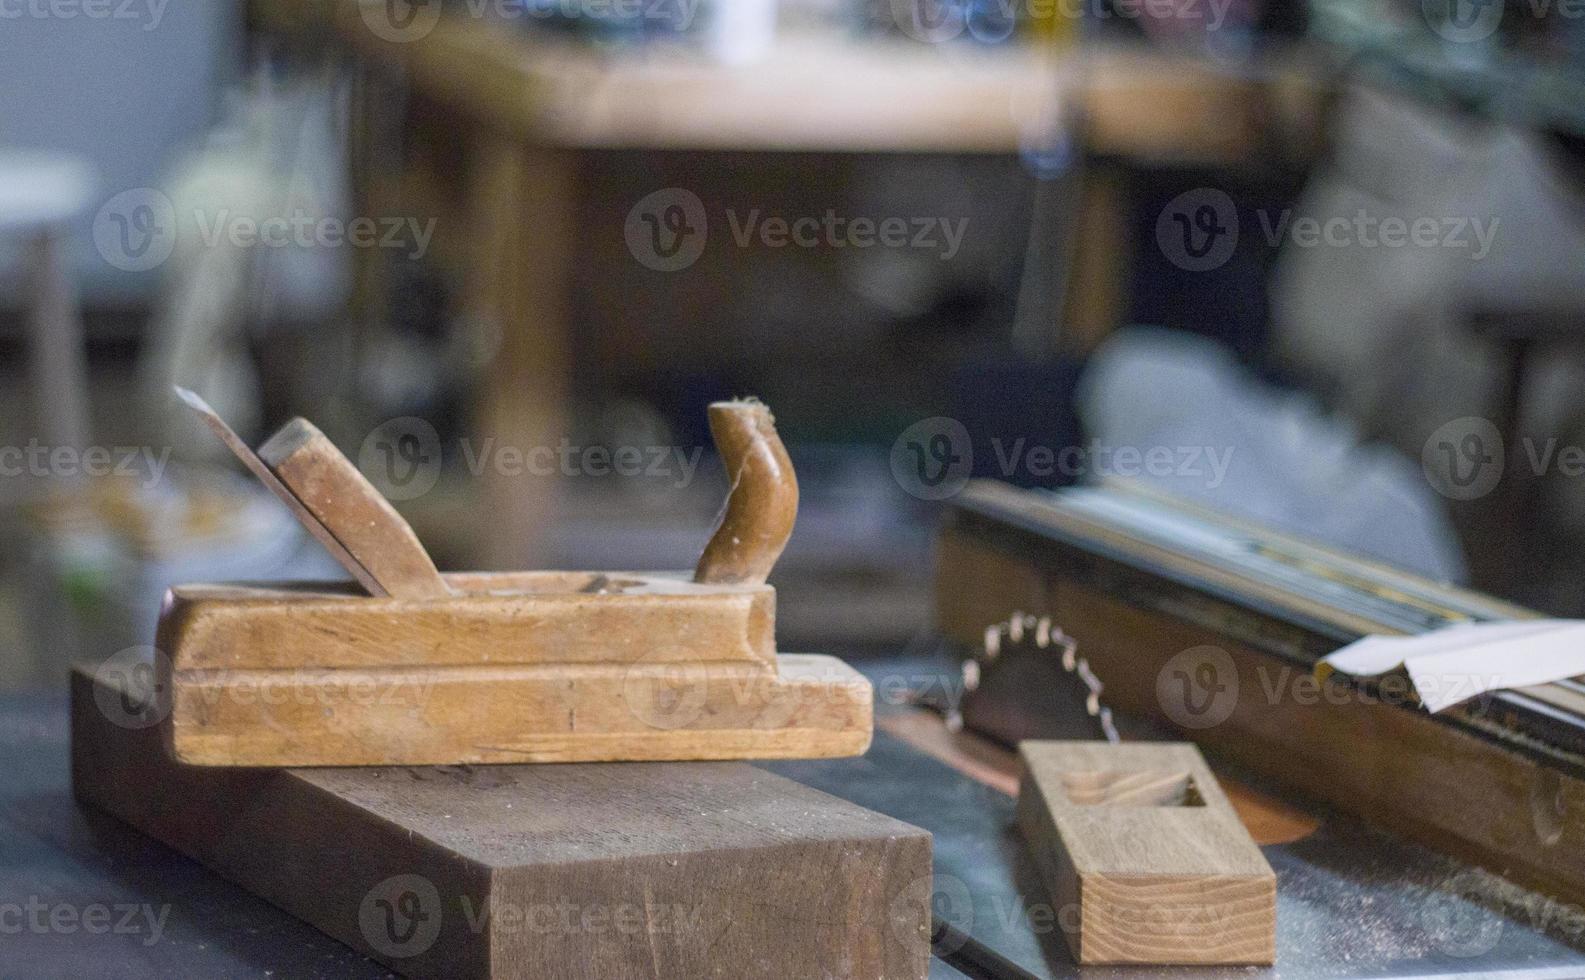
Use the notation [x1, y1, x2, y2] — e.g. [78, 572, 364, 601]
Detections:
[27, 225, 92, 461]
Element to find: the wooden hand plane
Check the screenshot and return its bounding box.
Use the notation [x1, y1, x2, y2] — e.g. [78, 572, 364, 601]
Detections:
[157, 392, 872, 767]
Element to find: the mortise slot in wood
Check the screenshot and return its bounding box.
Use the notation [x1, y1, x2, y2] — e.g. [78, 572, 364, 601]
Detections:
[1060, 770, 1206, 807]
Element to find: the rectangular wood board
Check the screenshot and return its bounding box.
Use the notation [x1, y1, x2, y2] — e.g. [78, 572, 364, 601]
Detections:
[71, 666, 931, 979]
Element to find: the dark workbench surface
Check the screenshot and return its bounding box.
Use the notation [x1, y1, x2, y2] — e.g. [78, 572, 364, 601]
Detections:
[5, 656, 1585, 979]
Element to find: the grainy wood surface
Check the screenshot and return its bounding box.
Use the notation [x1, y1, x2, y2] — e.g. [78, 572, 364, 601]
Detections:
[156, 571, 871, 766]
[71, 667, 931, 980]
[174, 386, 389, 596]
[693, 401, 798, 586]
[159, 573, 777, 671]
[258, 417, 451, 599]
[164, 653, 873, 767]
[1016, 741, 1275, 966]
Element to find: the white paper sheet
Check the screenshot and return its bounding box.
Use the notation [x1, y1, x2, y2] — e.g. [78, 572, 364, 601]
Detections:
[1318, 619, 1585, 712]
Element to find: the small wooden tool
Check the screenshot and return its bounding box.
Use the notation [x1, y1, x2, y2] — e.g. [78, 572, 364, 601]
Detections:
[1015, 741, 1276, 966]
[162, 395, 872, 766]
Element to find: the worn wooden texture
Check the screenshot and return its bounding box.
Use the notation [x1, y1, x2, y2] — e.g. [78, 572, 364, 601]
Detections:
[174, 386, 389, 596]
[937, 524, 1585, 911]
[71, 667, 930, 979]
[258, 417, 451, 599]
[157, 573, 869, 766]
[1016, 741, 1275, 966]
[694, 401, 799, 587]
[159, 573, 776, 671]
[163, 653, 872, 767]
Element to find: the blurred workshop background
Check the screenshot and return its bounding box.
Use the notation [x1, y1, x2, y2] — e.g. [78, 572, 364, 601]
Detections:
[1, 0, 1583, 689]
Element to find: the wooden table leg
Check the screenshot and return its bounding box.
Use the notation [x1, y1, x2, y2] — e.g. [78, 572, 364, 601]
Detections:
[27, 225, 92, 457]
[468, 140, 576, 569]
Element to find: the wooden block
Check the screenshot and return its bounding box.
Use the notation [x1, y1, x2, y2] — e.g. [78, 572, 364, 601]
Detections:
[155, 572, 872, 766]
[159, 572, 777, 671]
[1015, 741, 1275, 966]
[71, 667, 931, 980]
[164, 652, 872, 767]
[258, 417, 451, 600]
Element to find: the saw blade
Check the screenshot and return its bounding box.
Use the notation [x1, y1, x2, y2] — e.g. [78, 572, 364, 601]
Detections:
[955, 612, 1119, 744]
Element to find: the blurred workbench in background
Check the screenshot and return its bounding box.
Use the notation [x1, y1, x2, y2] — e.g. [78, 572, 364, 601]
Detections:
[250, 0, 1326, 569]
